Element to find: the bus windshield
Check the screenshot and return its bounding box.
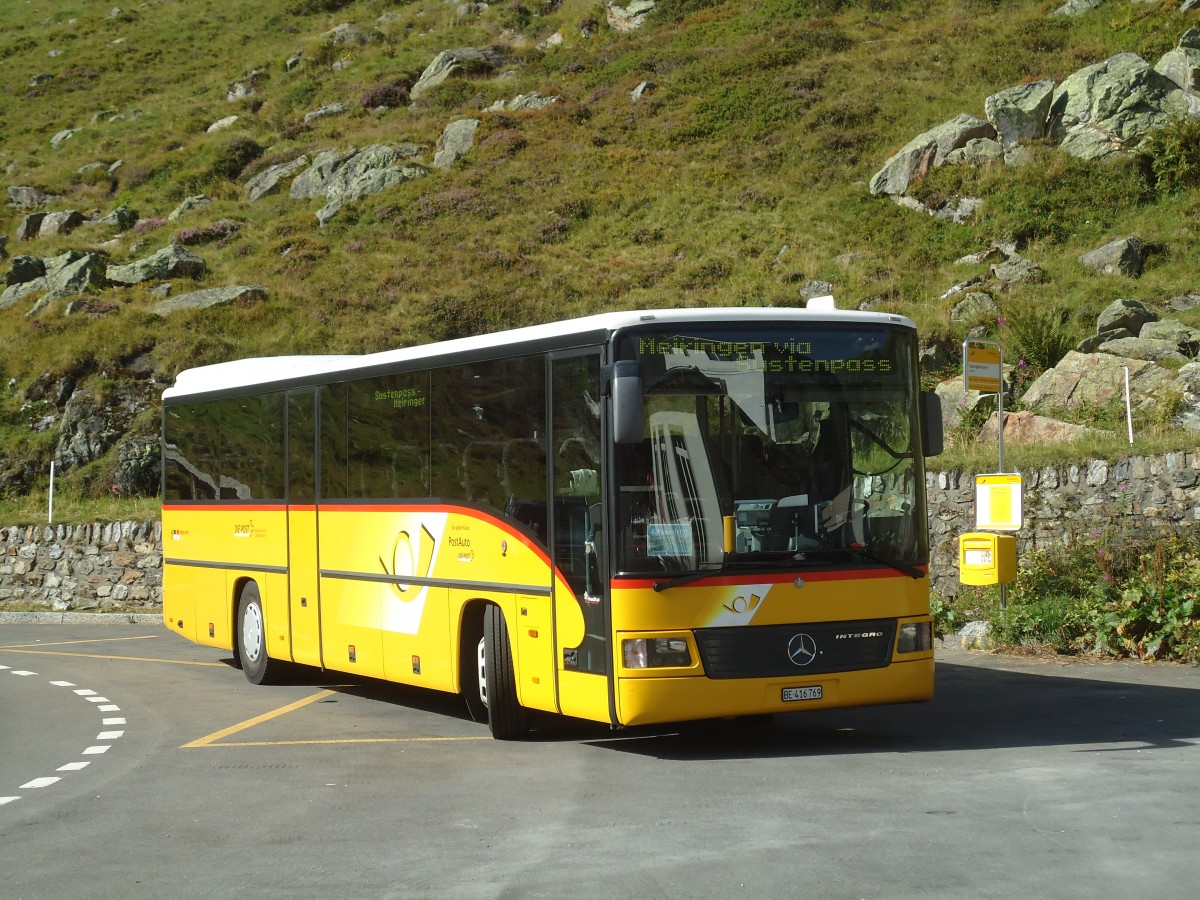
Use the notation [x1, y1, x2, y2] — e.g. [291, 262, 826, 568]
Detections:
[614, 324, 926, 576]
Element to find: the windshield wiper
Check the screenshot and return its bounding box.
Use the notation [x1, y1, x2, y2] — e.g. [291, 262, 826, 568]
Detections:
[854, 545, 924, 579]
[652, 554, 820, 592]
[653, 568, 722, 592]
[803, 541, 925, 580]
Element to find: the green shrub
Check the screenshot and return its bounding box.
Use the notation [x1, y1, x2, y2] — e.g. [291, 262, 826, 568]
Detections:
[1138, 116, 1200, 197]
[285, 0, 355, 14]
[210, 136, 264, 181]
[419, 79, 481, 113]
[985, 531, 1200, 662]
[1096, 538, 1200, 662]
[675, 81, 802, 143]
[1000, 303, 1078, 377]
[930, 594, 961, 639]
[283, 79, 320, 113]
[653, 0, 726, 22]
[989, 592, 1081, 651]
[933, 150, 1152, 246]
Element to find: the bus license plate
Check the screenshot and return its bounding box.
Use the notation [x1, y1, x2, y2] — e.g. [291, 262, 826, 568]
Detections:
[782, 686, 822, 702]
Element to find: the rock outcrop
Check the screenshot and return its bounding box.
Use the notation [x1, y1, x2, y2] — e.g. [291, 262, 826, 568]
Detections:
[872, 31, 1200, 196]
[107, 245, 206, 286]
[244, 155, 310, 201]
[410, 47, 505, 100]
[153, 284, 267, 316]
[869, 114, 996, 196]
[1049, 53, 1185, 160]
[607, 1, 658, 33]
[1079, 237, 1147, 277]
[1020, 351, 1172, 413]
[433, 119, 480, 170]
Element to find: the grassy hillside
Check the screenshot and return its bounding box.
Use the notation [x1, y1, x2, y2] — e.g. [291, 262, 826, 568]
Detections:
[2, 0, 1198, 517]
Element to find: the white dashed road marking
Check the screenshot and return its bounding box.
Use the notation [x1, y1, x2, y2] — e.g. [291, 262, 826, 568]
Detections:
[1, 663, 127, 806]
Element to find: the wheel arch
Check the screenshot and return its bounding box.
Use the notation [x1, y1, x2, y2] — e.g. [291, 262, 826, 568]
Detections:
[456, 598, 491, 686]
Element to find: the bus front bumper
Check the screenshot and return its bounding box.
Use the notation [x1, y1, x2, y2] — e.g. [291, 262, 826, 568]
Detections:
[615, 655, 933, 726]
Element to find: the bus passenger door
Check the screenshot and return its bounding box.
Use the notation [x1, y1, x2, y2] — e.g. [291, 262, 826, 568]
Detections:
[287, 390, 322, 667]
[550, 353, 610, 722]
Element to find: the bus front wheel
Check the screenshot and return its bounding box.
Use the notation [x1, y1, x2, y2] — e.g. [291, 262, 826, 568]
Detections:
[237, 583, 281, 685]
[482, 604, 528, 740]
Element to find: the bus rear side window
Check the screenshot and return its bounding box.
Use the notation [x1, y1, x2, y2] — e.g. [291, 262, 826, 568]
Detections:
[163, 402, 219, 501]
[218, 394, 285, 500]
[164, 395, 286, 502]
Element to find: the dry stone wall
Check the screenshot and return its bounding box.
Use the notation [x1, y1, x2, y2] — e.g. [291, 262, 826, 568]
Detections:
[0, 521, 161, 612]
[927, 451, 1200, 598]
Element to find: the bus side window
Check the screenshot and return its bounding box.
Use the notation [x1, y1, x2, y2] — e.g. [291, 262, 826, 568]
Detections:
[164, 401, 220, 501]
[552, 354, 606, 673]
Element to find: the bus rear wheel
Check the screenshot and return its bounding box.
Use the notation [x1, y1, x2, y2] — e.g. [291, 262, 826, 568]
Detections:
[482, 604, 528, 740]
[237, 583, 282, 685]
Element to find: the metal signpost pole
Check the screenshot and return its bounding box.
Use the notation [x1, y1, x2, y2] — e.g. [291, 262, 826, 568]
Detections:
[963, 339, 1011, 609]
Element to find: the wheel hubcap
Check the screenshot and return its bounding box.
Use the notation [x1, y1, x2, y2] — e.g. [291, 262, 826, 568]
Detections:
[242, 603, 263, 663]
[477, 636, 488, 708]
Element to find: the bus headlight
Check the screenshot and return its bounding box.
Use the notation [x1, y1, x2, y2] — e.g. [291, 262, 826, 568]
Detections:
[897, 622, 932, 653]
[622, 638, 692, 669]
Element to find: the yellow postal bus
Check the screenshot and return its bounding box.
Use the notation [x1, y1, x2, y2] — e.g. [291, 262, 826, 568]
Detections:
[162, 307, 943, 738]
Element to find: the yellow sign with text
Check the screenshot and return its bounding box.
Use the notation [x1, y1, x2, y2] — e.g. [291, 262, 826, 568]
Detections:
[974, 473, 1023, 531]
[964, 344, 1002, 393]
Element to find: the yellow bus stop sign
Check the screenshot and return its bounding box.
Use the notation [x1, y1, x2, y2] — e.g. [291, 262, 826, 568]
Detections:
[975, 473, 1023, 531]
[964, 344, 1002, 393]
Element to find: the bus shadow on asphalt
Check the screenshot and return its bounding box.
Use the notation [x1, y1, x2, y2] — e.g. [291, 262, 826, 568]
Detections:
[211, 654, 1200, 755]
[213, 656, 489, 726]
[584, 661, 1200, 760]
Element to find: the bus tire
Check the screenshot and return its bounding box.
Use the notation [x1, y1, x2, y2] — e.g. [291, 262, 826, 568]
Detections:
[482, 604, 527, 740]
[237, 582, 281, 685]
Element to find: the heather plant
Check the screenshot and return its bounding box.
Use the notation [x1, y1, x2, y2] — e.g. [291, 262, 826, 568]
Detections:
[361, 81, 411, 109]
[131, 217, 167, 235]
[173, 219, 241, 246]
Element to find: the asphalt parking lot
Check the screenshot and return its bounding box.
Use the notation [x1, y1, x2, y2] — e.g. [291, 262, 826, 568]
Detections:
[2, 620, 1199, 899]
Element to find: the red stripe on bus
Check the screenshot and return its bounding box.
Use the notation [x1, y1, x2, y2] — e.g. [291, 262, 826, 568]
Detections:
[162, 502, 287, 511]
[614, 565, 927, 590]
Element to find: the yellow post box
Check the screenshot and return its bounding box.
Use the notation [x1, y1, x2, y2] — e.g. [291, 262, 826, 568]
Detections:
[958, 532, 1017, 585]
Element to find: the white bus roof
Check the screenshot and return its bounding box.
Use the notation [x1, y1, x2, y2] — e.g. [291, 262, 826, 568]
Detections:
[163, 306, 916, 401]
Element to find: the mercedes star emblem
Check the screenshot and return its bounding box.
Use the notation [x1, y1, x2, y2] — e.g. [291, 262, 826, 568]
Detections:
[787, 632, 818, 667]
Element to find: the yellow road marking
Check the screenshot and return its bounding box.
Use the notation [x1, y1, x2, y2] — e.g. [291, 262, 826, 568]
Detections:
[183, 687, 489, 748]
[0, 635, 160, 650]
[0, 648, 224, 667]
[198, 736, 488, 747]
[183, 689, 340, 747]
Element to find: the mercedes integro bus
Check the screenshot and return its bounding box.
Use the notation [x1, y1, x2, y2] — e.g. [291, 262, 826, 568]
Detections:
[161, 307, 943, 738]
